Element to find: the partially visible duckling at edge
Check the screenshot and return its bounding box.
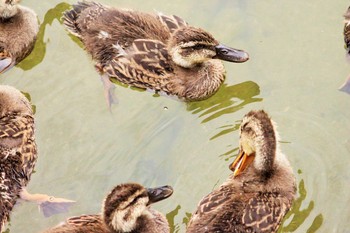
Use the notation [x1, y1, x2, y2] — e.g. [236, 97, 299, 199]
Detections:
[186, 110, 296, 233]
[0, 85, 75, 232]
[42, 183, 174, 233]
[0, 0, 39, 73]
[62, 1, 249, 106]
[340, 6, 350, 94]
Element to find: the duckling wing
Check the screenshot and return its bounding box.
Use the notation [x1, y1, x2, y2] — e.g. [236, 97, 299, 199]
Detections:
[105, 39, 173, 91]
[187, 190, 229, 230]
[0, 115, 36, 180]
[242, 193, 292, 233]
[157, 13, 188, 32]
[65, 214, 103, 226]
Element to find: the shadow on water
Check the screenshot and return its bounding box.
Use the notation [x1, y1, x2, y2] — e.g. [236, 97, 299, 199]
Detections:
[21, 91, 36, 114]
[186, 81, 262, 124]
[279, 169, 323, 233]
[166, 205, 191, 233]
[16, 2, 72, 71]
[166, 170, 323, 233]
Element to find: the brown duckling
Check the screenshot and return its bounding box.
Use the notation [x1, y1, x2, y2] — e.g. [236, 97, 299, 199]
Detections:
[340, 7, 350, 94]
[186, 110, 296, 233]
[0, 85, 75, 231]
[0, 85, 37, 231]
[62, 1, 249, 106]
[344, 6, 350, 52]
[0, 0, 39, 73]
[42, 183, 173, 233]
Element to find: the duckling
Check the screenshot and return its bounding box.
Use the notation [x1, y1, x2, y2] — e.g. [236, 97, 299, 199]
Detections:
[186, 110, 296, 233]
[62, 1, 249, 105]
[344, 6, 350, 52]
[0, 85, 37, 231]
[42, 183, 174, 233]
[0, 0, 39, 73]
[0, 85, 75, 231]
[340, 7, 350, 94]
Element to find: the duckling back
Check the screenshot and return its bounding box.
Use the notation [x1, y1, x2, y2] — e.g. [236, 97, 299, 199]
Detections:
[63, 1, 170, 66]
[0, 85, 37, 231]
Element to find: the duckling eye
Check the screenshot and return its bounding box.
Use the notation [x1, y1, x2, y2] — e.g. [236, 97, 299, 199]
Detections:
[192, 44, 206, 50]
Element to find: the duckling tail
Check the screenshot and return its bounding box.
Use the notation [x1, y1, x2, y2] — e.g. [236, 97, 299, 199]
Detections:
[62, 1, 105, 38]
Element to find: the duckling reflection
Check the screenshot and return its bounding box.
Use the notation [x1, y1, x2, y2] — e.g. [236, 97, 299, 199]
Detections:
[0, 85, 74, 232]
[42, 183, 173, 233]
[17, 2, 72, 71]
[62, 1, 249, 106]
[187, 110, 296, 233]
[187, 81, 262, 128]
[0, 0, 39, 73]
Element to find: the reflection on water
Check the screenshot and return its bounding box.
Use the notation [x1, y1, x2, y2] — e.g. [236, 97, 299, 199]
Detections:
[166, 205, 191, 233]
[279, 170, 323, 233]
[21, 91, 36, 114]
[17, 2, 71, 71]
[166, 205, 181, 233]
[187, 81, 262, 123]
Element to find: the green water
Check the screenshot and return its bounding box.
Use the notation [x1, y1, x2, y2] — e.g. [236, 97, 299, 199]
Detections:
[1, 1, 350, 232]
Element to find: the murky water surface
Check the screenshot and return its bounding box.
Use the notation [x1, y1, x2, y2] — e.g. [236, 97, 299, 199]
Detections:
[1, 1, 350, 232]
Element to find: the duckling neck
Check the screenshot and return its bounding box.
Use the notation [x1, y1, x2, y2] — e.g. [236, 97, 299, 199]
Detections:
[0, 4, 19, 19]
[252, 130, 277, 178]
[106, 208, 162, 233]
[171, 60, 225, 100]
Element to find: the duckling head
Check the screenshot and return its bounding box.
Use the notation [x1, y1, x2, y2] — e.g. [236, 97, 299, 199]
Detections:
[0, 0, 20, 19]
[168, 26, 249, 68]
[102, 183, 173, 232]
[0, 85, 32, 117]
[229, 110, 286, 178]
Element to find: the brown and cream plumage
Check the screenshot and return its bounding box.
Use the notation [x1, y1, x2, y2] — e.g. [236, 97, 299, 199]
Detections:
[0, 0, 39, 73]
[42, 183, 173, 233]
[186, 110, 296, 233]
[0, 85, 37, 231]
[62, 1, 249, 105]
[344, 6, 350, 51]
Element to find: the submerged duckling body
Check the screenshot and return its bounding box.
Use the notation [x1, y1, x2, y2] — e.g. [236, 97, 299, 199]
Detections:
[187, 110, 296, 233]
[0, 0, 39, 73]
[63, 1, 248, 104]
[43, 183, 173, 233]
[0, 85, 37, 231]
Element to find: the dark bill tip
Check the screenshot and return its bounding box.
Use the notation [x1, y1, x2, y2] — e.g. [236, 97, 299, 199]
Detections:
[214, 44, 249, 63]
[147, 185, 173, 204]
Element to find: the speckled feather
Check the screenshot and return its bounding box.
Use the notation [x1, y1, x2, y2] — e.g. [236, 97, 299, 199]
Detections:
[344, 7, 350, 50]
[0, 86, 37, 231]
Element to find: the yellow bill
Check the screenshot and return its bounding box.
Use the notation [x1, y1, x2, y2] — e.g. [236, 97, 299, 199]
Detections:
[229, 150, 255, 177]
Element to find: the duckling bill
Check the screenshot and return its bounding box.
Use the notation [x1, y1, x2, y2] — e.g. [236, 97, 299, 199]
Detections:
[187, 110, 296, 233]
[63, 1, 249, 106]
